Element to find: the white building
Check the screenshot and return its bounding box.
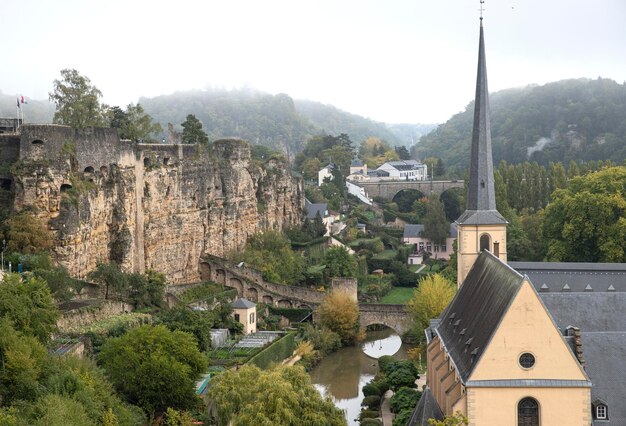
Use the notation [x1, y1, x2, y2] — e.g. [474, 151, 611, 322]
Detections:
[318, 163, 334, 186]
[376, 160, 427, 181]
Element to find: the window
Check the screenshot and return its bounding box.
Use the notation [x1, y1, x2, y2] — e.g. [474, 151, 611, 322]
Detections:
[480, 234, 490, 251]
[518, 397, 539, 426]
[426, 242, 432, 252]
[434, 244, 439, 252]
[234, 314, 240, 322]
[596, 404, 608, 420]
[419, 242, 424, 250]
[519, 352, 536, 369]
[494, 241, 500, 257]
[441, 244, 447, 252]
[250, 313, 255, 323]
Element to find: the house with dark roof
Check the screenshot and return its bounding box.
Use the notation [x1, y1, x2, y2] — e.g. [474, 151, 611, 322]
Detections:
[375, 160, 427, 181]
[411, 16, 626, 426]
[403, 223, 457, 262]
[231, 298, 256, 334]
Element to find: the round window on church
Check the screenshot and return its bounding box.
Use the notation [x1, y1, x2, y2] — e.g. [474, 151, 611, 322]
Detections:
[519, 352, 536, 369]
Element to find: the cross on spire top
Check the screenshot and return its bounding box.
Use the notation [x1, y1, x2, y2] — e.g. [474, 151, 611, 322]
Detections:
[479, 0, 485, 20]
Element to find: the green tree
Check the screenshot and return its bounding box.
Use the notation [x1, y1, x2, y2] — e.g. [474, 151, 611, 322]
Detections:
[422, 196, 449, 248]
[0, 274, 59, 342]
[407, 274, 456, 344]
[324, 246, 357, 278]
[0, 318, 48, 404]
[395, 145, 411, 160]
[238, 231, 304, 285]
[49, 69, 107, 128]
[98, 325, 207, 415]
[127, 269, 166, 309]
[87, 263, 127, 300]
[316, 290, 360, 344]
[5, 211, 53, 254]
[110, 103, 162, 142]
[543, 166, 626, 262]
[180, 114, 209, 144]
[157, 306, 215, 352]
[208, 364, 345, 426]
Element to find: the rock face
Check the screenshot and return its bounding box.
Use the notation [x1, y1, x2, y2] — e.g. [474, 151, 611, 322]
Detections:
[11, 125, 304, 284]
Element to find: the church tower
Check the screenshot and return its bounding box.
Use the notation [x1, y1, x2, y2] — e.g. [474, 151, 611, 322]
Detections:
[456, 19, 508, 286]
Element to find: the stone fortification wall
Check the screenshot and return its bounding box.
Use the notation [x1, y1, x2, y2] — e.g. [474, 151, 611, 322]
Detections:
[0, 134, 20, 175]
[12, 125, 304, 283]
[57, 300, 134, 333]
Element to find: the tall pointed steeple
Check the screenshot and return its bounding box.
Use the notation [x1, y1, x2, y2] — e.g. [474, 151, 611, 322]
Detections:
[457, 19, 506, 225]
[456, 18, 508, 286]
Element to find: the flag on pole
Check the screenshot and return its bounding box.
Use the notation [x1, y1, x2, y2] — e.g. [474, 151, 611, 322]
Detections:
[17, 98, 20, 108]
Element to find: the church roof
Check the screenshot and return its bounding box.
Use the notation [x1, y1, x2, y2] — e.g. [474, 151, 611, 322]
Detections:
[436, 251, 524, 383]
[581, 331, 626, 425]
[540, 292, 626, 332]
[511, 261, 626, 292]
[406, 387, 443, 426]
[436, 251, 523, 383]
[458, 21, 506, 226]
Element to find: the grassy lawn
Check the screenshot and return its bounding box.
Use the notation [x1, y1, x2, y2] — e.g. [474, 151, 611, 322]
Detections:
[371, 249, 397, 260]
[379, 287, 415, 304]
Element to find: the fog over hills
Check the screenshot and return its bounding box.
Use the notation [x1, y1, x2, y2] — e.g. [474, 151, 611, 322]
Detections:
[413, 78, 626, 171]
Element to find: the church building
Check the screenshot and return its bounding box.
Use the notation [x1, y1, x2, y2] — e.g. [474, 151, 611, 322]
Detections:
[409, 16, 626, 426]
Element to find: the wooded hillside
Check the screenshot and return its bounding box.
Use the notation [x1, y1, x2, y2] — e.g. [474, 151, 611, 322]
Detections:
[413, 78, 626, 172]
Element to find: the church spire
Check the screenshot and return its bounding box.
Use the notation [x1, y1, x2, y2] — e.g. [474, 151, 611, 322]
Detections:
[457, 18, 506, 225]
[455, 15, 507, 286]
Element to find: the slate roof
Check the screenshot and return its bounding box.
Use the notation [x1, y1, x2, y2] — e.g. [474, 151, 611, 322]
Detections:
[540, 292, 626, 332]
[403, 224, 424, 238]
[456, 209, 507, 225]
[436, 251, 524, 383]
[350, 159, 364, 167]
[231, 298, 255, 309]
[403, 223, 457, 239]
[304, 201, 328, 219]
[406, 387, 443, 426]
[580, 332, 626, 425]
[511, 261, 626, 292]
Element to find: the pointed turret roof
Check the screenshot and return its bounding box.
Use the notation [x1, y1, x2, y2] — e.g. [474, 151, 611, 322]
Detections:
[457, 20, 507, 225]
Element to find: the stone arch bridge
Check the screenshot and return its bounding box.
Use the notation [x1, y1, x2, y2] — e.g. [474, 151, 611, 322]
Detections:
[199, 255, 411, 335]
[354, 180, 464, 201]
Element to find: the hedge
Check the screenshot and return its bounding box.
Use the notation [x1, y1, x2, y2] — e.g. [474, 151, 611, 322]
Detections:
[247, 332, 296, 369]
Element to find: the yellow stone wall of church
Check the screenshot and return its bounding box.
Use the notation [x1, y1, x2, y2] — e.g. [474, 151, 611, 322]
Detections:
[457, 223, 507, 286]
[467, 387, 591, 426]
[470, 280, 588, 381]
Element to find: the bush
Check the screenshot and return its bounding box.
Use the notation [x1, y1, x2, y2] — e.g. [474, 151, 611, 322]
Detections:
[361, 419, 383, 426]
[389, 387, 422, 413]
[359, 409, 380, 420]
[301, 325, 342, 355]
[361, 395, 381, 410]
[362, 383, 381, 397]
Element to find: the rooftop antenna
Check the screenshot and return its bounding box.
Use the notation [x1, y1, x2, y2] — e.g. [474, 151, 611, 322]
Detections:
[479, 0, 485, 20]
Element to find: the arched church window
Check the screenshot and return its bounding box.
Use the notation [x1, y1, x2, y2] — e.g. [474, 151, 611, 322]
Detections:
[518, 397, 539, 426]
[480, 234, 490, 252]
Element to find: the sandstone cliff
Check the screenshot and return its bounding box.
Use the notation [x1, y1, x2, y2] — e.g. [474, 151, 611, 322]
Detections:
[11, 125, 303, 284]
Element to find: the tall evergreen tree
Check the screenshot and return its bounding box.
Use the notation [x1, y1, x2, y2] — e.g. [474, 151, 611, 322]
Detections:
[181, 114, 209, 144]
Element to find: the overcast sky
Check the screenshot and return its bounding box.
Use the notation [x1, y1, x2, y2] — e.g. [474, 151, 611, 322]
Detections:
[1, 0, 625, 124]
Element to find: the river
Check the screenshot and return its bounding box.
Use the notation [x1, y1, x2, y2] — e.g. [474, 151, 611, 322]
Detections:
[309, 328, 409, 425]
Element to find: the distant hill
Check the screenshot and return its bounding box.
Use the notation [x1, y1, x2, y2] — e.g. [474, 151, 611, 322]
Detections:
[293, 99, 436, 147]
[413, 78, 626, 171]
[141, 89, 429, 154]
